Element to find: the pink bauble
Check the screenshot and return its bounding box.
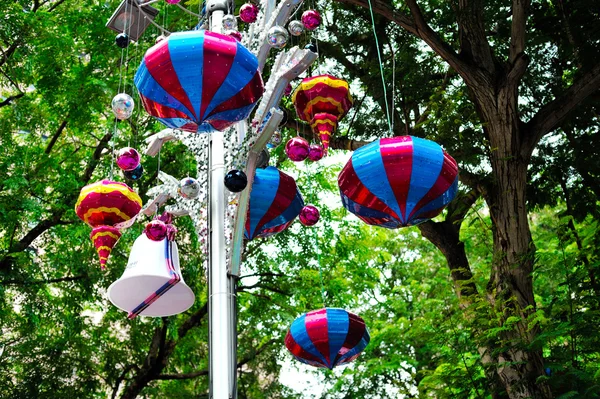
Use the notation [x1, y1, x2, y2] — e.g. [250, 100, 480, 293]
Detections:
[239, 3, 259, 23]
[299, 205, 320, 226]
[226, 30, 242, 42]
[285, 137, 310, 162]
[284, 83, 293, 96]
[165, 0, 181, 4]
[308, 144, 324, 161]
[116, 147, 141, 171]
[145, 220, 168, 242]
[301, 10, 321, 31]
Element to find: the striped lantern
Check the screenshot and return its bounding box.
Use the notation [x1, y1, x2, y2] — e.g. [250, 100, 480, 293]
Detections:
[292, 75, 353, 155]
[245, 166, 304, 240]
[75, 180, 142, 268]
[285, 308, 370, 369]
[338, 136, 458, 228]
[134, 30, 264, 133]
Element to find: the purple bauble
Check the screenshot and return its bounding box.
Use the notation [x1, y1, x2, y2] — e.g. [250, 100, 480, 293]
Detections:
[284, 83, 293, 96]
[239, 3, 259, 23]
[116, 147, 141, 171]
[301, 10, 321, 31]
[299, 205, 320, 226]
[285, 137, 310, 162]
[165, 0, 181, 4]
[145, 220, 168, 241]
[226, 29, 242, 42]
[308, 144, 324, 161]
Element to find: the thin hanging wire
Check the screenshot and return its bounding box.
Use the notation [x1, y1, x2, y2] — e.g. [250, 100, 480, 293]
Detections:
[366, 0, 393, 134]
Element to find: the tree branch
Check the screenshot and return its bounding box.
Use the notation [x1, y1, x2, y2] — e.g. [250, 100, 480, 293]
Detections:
[457, 0, 495, 73]
[1, 274, 88, 286]
[510, 0, 529, 64]
[45, 119, 68, 154]
[524, 61, 600, 153]
[0, 92, 25, 108]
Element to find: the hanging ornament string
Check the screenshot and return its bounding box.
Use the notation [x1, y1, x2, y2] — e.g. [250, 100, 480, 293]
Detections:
[366, 0, 393, 134]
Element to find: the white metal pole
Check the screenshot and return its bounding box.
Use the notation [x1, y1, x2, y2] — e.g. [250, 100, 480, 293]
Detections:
[207, 7, 236, 399]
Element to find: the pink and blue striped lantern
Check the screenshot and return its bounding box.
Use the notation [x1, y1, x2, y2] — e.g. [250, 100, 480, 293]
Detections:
[245, 166, 304, 239]
[338, 136, 458, 228]
[134, 30, 264, 133]
[285, 308, 370, 369]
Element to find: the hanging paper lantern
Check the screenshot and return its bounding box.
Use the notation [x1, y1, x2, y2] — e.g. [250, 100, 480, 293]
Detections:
[135, 30, 264, 133]
[116, 147, 141, 171]
[239, 3, 259, 23]
[245, 166, 304, 239]
[75, 180, 142, 268]
[292, 75, 353, 155]
[285, 136, 309, 162]
[285, 308, 370, 369]
[338, 136, 459, 228]
[301, 10, 321, 31]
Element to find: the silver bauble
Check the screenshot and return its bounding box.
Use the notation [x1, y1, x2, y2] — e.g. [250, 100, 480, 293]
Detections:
[288, 20, 304, 36]
[267, 26, 288, 49]
[222, 14, 238, 30]
[178, 177, 200, 199]
[111, 93, 135, 120]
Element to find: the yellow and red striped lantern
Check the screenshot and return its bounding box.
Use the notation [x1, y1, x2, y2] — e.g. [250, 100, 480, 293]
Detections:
[292, 75, 353, 155]
[75, 180, 142, 269]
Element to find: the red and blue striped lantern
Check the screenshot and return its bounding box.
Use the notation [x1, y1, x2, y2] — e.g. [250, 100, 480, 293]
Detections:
[285, 308, 370, 369]
[245, 166, 304, 240]
[134, 30, 264, 133]
[338, 136, 458, 228]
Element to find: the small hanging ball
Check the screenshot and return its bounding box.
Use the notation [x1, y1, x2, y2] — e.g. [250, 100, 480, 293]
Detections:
[304, 42, 317, 53]
[111, 93, 135, 120]
[239, 3, 259, 23]
[288, 20, 304, 36]
[224, 170, 248, 192]
[115, 33, 130, 48]
[225, 29, 242, 42]
[145, 219, 168, 241]
[301, 10, 321, 30]
[299, 205, 320, 226]
[267, 26, 288, 49]
[285, 137, 309, 162]
[222, 14, 238, 30]
[178, 177, 200, 200]
[284, 83, 293, 96]
[165, 0, 182, 3]
[256, 149, 270, 169]
[308, 144, 324, 162]
[267, 130, 282, 148]
[123, 163, 144, 181]
[279, 109, 288, 126]
[116, 147, 141, 171]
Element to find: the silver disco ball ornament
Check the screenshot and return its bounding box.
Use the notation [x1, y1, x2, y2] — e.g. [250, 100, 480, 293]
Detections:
[222, 14, 238, 30]
[288, 20, 304, 36]
[111, 93, 135, 120]
[267, 26, 288, 49]
[178, 177, 200, 199]
[267, 130, 282, 148]
[256, 149, 270, 168]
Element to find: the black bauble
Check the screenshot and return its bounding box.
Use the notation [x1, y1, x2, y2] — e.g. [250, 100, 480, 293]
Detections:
[116, 33, 130, 48]
[224, 170, 248, 192]
[304, 42, 317, 53]
[124, 163, 144, 180]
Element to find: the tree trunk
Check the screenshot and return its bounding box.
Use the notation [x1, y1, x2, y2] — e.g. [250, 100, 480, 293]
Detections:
[478, 85, 552, 398]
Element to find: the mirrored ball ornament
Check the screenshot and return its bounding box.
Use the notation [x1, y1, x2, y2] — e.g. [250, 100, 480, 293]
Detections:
[301, 10, 321, 30]
[299, 205, 320, 226]
[111, 93, 135, 120]
[288, 20, 304, 36]
[116, 147, 141, 171]
[256, 149, 270, 169]
[223, 14, 238, 30]
[225, 29, 242, 42]
[123, 163, 144, 181]
[267, 26, 288, 49]
[178, 177, 200, 199]
[224, 170, 248, 192]
[285, 137, 309, 162]
[284, 83, 293, 96]
[145, 220, 168, 242]
[115, 33, 130, 48]
[239, 3, 259, 23]
[308, 144, 324, 162]
[305, 42, 317, 53]
[267, 130, 282, 148]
